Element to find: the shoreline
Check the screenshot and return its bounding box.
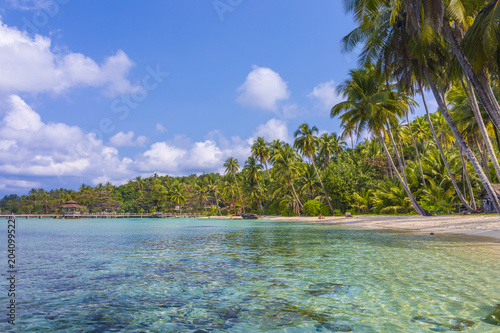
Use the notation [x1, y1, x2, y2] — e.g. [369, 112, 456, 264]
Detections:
[260, 214, 500, 242]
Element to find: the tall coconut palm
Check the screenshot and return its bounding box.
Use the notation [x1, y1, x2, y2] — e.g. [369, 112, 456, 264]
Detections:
[244, 156, 265, 213]
[206, 174, 222, 215]
[318, 133, 335, 169]
[270, 143, 303, 209]
[169, 182, 187, 212]
[404, 0, 500, 140]
[332, 64, 430, 216]
[298, 163, 321, 200]
[294, 122, 334, 213]
[251, 137, 272, 179]
[224, 157, 244, 214]
[340, 0, 486, 213]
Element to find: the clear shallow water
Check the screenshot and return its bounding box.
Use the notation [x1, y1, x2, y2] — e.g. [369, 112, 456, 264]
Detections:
[1, 218, 500, 332]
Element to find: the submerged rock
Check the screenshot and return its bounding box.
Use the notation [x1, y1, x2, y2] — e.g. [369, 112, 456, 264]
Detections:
[483, 304, 500, 326]
[315, 322, 352, 332]
[306, 282, 350, 296]
[411, 315, 475, 331]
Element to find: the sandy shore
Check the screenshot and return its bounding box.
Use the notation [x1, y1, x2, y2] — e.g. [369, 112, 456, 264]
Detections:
[259, 214, 500, 241]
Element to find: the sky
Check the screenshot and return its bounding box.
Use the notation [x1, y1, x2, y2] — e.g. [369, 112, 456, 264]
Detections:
[0, 0, 434, 196]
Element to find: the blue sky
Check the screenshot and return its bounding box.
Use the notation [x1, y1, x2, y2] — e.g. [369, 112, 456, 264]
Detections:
[0, 0, 433, 195]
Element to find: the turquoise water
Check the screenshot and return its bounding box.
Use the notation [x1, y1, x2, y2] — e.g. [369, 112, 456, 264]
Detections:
[1, 218, 500, 332]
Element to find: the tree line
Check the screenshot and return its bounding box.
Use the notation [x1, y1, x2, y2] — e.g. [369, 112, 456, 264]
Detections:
[2, 0, 500, 216]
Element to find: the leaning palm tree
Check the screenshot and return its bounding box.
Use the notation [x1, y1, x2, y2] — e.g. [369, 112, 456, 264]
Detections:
[340, 0, 494, 213]
[294, 122, 334, 213]
[332, 64, 430, 216]
[224, 157, 244, 214]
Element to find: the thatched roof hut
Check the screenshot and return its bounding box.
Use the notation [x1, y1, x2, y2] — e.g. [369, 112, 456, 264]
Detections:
[59, 200, 83, 209]
[59, 200, 84, 216]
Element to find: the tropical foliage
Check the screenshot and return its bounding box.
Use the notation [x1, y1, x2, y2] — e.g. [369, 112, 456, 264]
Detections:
[2, 0, 500, 216]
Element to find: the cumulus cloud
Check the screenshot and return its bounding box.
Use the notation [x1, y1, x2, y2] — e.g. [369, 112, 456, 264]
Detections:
[252, 118, 290, 142]
[109, 131, 147, 147]
[0, 20, 139, 96]
[0, 97, 292, 193]
[308, 80, 344, 110]
[0, 95, 133, 188]
[237, 66, 290, 110]
[136, 138, 244, 176]
[0, 178, 41, 190]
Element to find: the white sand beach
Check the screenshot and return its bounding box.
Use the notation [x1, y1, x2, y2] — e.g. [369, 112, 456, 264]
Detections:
[259, 215, 500, 241]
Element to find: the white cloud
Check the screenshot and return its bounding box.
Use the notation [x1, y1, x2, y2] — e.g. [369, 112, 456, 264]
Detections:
[308, 80, 344, 110]
[0, 178, 41, 190]
[252, 118, 290, 143]
[109, 131, 147, 147]
[0, 20, 139, 96]
[0, 98, 295, 192]
[237, 66, 290, 110]
[0, 95, 133, 188]
[137, 142, 186, 173]
[155, 123, 166, 132]
[186, 140, 223, 170]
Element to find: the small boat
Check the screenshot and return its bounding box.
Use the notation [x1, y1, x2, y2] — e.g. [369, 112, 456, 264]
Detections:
[241, 213, 259, 220]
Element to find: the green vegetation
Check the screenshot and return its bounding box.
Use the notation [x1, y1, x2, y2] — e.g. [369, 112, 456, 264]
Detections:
[2, 1, 500, 216]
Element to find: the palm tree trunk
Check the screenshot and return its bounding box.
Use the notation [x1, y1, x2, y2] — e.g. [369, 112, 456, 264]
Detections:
[458, 144, 477, 211]
[214, 191, 221, 215]
[442, 23, 500, 131]
[387, 155, 394, 179]
[418, 80, 475, 213]
[386, 124, 409, 184]
[264, 162, 272, 180]
[380, 135, 430, 216]
[461, 78, 500, 181]
[406, 112, 426, 186]
[424, 67, 500, 214]
[495, 127, 500, 152]
[310, 157, 334, 213]
[230, 192, 236, 215]
[256, 180, 264, 214]
[233, 172, 245, 214]
[477, 138, 491, 182]
[288, 175, 302, 208]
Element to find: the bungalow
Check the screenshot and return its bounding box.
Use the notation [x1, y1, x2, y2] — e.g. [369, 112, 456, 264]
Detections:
[478, 184, 500, 213]
[59, 200, 84, 217]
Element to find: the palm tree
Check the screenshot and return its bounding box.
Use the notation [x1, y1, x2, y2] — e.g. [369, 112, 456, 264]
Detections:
[224, 157, 244, 213]
[294, 122, 334, 213]
[206, 174, 222, 215]
[332, 64, 430, 216]
[251, 137, 272, 179]
[169, 182, 187, 212]
[318, 133, 335, 169]
[298, 163, 321, 200]
[270, 143, 303, 210]
[244, 156, 265, 212]
[222, 179, 238, 215]
[340, 0, 496, 213]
